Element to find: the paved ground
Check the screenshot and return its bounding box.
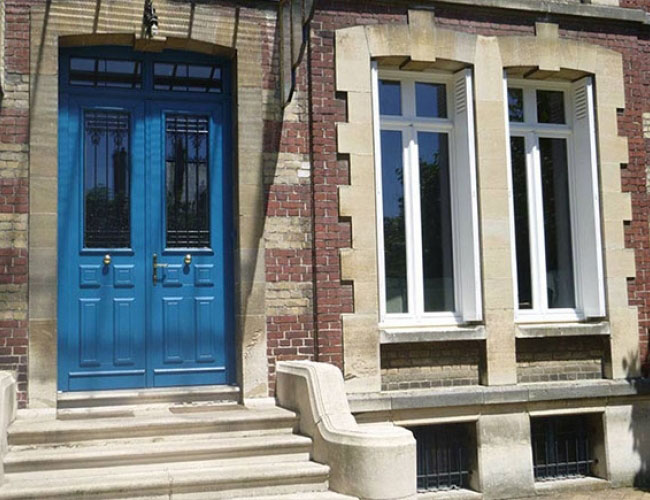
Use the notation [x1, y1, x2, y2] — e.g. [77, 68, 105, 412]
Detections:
[523, 489, 650, 499]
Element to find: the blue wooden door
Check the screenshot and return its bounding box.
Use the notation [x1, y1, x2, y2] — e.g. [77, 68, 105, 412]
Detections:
[146, 101, 232, 387]
[58, 48, 233, 391]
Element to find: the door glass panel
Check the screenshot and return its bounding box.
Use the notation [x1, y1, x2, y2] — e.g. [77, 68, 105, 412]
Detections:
[83, 110, 131, 248]
[510, 136, 532, 309]
[381, 130, 408, 314]
[418, 131, 454, 312]
[539, 137, 575, 308]
[165, 114, 210, 248]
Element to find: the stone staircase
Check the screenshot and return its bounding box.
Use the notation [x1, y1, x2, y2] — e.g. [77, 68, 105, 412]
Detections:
[0, 387, 356, 499]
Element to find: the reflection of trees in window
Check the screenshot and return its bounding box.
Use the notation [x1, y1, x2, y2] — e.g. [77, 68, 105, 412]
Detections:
[83, 110, 130, 248]
[511, 137, 532, 309]
[165, 114, 210, 248]
[418, 135, 454, 312]
[539, 138, 574, 308]
[383, 162, 407, 302]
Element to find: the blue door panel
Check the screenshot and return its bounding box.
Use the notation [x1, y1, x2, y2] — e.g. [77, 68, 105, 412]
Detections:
[196, 297, 217, 362]
[162, 297, 183, 363]
[113, 298, 135, 365]
[79, 299, 100, 366]
[58, 47, 233, 391]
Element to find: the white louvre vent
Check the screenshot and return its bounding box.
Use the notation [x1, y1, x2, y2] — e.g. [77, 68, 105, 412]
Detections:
[455, 76, 467, 114]
[574, 84, 588, 121]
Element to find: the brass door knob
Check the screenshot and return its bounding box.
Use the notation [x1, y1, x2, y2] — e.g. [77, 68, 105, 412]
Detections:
[103, 254, 111, 266]
[184, 254, 192, 265]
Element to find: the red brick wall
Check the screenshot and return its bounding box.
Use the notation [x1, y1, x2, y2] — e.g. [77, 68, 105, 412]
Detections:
[0, 0, 35, 407]
[262, 14, 317, 393]
[307, 1, 650, 377]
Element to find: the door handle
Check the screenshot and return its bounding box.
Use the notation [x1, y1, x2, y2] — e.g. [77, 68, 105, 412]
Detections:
[103, 254, 111, 266]
[152, 253, 168, 285]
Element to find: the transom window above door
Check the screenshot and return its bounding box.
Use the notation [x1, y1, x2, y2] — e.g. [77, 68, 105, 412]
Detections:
[507, 78, 606, 322]
[65, 49, 227, 95]
[373, 67, 482, 328]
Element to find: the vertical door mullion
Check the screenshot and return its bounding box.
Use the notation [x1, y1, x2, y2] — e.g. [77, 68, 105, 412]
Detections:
[144, 101, 153, 387]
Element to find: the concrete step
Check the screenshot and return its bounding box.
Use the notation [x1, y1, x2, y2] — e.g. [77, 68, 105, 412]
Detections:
[244, 492, 358, 499]
[5, 432, 313, 473]
[0, 459, 331, 499]
[56, 385, 240, 409]
[55, 400, 240, 420]
[8, 405, 298, 446]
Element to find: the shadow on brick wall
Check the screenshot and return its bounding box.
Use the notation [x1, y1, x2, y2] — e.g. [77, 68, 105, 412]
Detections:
[623, 353, 650, 490]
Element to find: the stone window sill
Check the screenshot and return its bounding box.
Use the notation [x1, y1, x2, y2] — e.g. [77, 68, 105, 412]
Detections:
[534, 476, 609, 495]
[515, 321, 610, 339]
[417, 488, 482, 500]
[380, 325, 485, 344]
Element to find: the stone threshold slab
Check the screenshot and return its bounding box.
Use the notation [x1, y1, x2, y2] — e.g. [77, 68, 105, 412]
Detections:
[348, 378, 650, 413]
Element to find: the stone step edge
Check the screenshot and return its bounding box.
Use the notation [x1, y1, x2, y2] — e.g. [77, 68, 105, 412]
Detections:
[56, 385, 241, 409]
[0, 461, 330, 500]
[8, 409, 298, 446]
[56, 400, 240, 420]
[4, 434, 312, 473]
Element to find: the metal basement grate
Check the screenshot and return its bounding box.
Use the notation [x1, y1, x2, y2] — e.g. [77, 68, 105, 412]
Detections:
[531, 415, 594, 481]
[411, 424, 471, 492]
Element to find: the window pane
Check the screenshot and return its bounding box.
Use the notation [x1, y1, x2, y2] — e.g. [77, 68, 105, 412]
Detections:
[70, 57, 142, 89]
[418, 132, 454, 312]
[508, 88, 524, 122]
[510, 136, 532, 309]
[415, 82, 447, 118]
[379, 80, 402, 116]
[537, 90, 565, 124]
[83, 110, 131, 248]
[381, 130, 408, 313]
[166, 114, 210, 248]
[154, 62, 222, 93]
[539, 138, 575, 308]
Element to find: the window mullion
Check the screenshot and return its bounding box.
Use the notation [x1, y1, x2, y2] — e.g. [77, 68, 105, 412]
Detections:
[524, 87, 537, 125]
[530, 134, 549, 313]
[408, 127, 425, 319]
[404, 80, 416, 119]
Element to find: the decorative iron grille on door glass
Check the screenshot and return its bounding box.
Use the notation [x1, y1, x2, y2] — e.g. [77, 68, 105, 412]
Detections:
[83, 110, 131, 248]
[531, 415, 594, 481]
[411, 424, 471, 492]
[165, 114, 210, 248]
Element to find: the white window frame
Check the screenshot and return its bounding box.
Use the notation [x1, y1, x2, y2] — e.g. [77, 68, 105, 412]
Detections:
[506, 78, 603, 323]
[372, 66, 481, 328]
